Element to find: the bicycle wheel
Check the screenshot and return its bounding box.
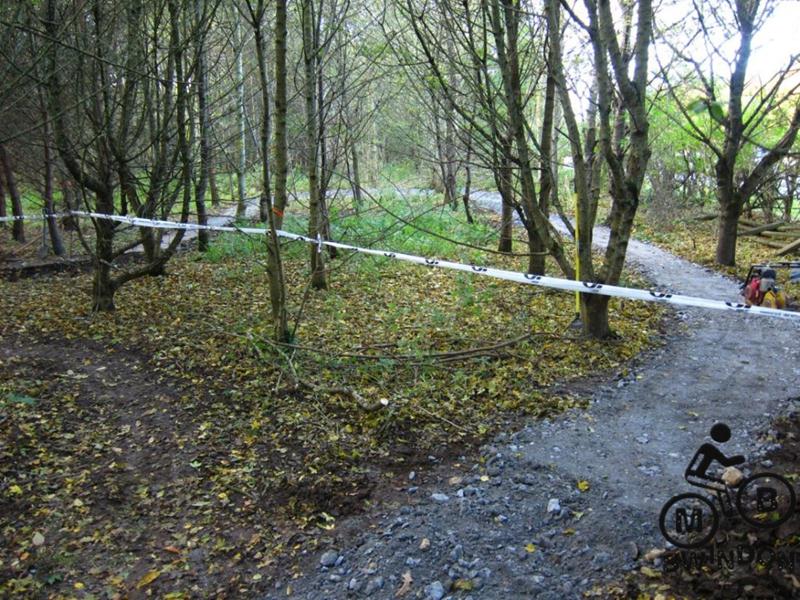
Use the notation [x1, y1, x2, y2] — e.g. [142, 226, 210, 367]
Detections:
[736, 472, 796, 529]
[659, 492, 719, 549]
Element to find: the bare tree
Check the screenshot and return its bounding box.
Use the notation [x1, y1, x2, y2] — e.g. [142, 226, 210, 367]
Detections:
[656, 0, 800, 265]
[43, 0, 193, 310]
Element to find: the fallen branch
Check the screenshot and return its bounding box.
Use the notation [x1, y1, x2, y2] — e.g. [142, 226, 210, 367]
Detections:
[776, 237, 800, 256]
[739, 221, 787, 236]
[752, 238, 788, 250]
[760, 230, 800, 240]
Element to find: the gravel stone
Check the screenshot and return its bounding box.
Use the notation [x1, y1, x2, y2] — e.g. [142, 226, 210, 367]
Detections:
[319, 550, 339, 568]
[363, 576, 384, 596]
[426, 580, 445, 600]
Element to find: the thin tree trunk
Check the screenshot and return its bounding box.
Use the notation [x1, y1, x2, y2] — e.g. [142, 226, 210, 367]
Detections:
[235, 17, 247, 219]
[268, 0, 291, 342]
[92, 189, 117, 311]
[209, 161, 220, 206]
[303, 0, 326, 289]
[253, 6, 273, 226]
[42, 115, 65, 255]
[315, 24, 336, 259]
[496, 139, 514, 253]
[194, 0, 210, 251]
[0, 144, 24, 242]
[349, 136, 363, 210]
[462, 129, 474, 224]
[0, 165, 6, 228]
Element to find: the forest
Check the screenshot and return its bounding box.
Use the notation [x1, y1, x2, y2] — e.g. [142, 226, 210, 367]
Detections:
[1, 0, 800, 598]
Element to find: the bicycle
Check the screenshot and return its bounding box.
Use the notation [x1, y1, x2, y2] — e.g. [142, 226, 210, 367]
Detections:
[659, 472, 797, 549]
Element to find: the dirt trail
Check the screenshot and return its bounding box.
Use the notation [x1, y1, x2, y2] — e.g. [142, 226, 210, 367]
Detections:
[274, 192, 800, 599]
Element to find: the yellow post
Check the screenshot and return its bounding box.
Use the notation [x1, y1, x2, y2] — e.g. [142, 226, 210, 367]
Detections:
[574, 190, 580, 319]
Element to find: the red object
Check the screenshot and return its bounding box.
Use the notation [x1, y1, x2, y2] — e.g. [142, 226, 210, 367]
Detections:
[744, 277, 763, 306]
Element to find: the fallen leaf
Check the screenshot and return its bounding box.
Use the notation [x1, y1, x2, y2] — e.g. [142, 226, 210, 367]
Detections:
[577, 480, 590, 492]
[136, 570, 161, 589]
[32, 532, 45, 546]
[525, 543, 537, 553]
[641, 566, 660, 578]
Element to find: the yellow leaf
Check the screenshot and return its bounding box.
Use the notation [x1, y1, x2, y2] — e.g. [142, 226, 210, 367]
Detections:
[577, 480, 590, 492]
[8, 484, 22, 496]
[563, 528, 576, 535]
[525, 543, 537, 553]
[640, 566, 660, 578]
[74, 582, 85, 590]
[453, 579, 474, 591]
[136, 570, 161, 589]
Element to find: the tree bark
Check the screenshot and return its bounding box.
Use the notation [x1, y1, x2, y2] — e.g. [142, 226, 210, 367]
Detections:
[716, 195, 742, 266]
[235, 16, 248, 219]
[0, 168, 6, 227]
[462, 128, 474, 224]
[209, 161, 220, 207]
[0, 144, 24, 242]
[42, 114, 65, 255]
[303, 0, 326, 289]
[194, 0, 210, 251]
[349, 136, 363, 209]
[266, 0, 291, 342]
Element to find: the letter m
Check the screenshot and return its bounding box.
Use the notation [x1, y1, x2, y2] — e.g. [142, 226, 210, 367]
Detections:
[675, 508, 703, 533]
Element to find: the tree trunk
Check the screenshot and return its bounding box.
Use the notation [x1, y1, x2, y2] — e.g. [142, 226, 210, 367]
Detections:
[580, 294, 611, 339]
[92, 189, 117, 311]
[0, 144, 24, 242]
[267, 0, 291, 342]
[0, 165, 6, 228]
[443, 106, 457, 210]
[349, 136, 363, 210]
[209, 161, 220, 207]
[495, 148, 514, 253]
[235, 17, 247, 219]
[252, 6, 273, 226]
[716, 199, 741, 266]
[303, 0, 326, 289]
[194, 0, 210, 251]
[42, 116, 65, 256]
[315, 26, 336, 259]
[462, 129, 474, 224]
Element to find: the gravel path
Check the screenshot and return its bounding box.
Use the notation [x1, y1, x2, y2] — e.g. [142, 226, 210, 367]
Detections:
[264, 192, 800, 599]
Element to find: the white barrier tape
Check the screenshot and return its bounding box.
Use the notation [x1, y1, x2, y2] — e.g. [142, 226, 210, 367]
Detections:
[4, 210, 800, 322]
[0, 213, 69, 222]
